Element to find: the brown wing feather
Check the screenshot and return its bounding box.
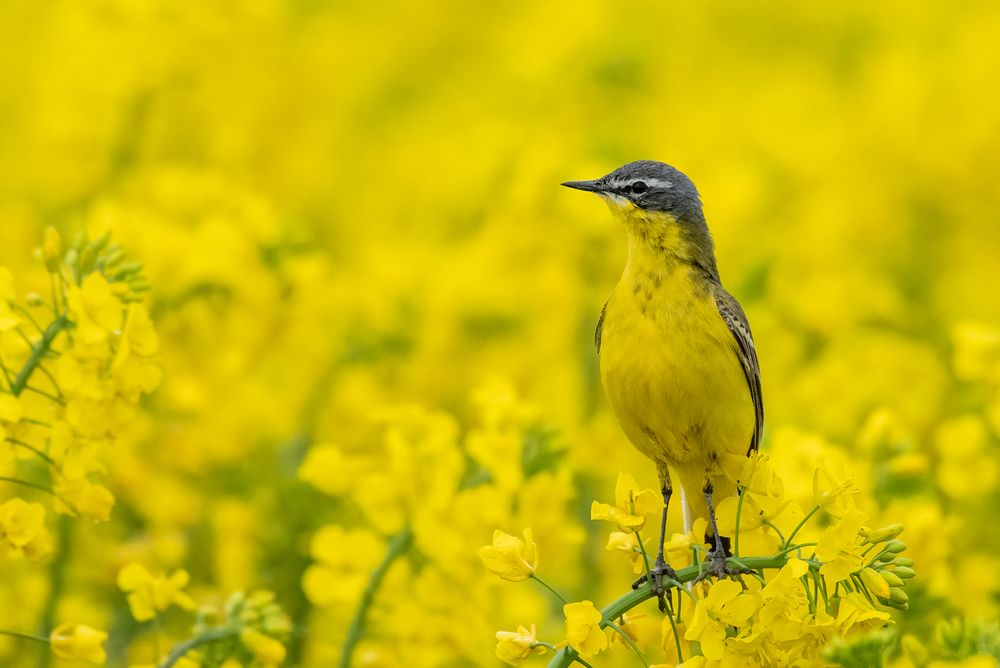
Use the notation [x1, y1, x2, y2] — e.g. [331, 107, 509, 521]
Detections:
[714, 289, 763, 454]
[595, 302, 607, 353]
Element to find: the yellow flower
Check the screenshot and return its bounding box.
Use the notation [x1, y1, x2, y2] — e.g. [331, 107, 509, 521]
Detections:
[298, 444, 350, 495]
[834, 592, 891, 634]
[302, 525, 384, 606]
[563, 600, 607, 659]
[611, 612, 647, 652]
[495, 624, 546, 665]
[684, 579, 762, 661]
[663, 518, 709, 570]
[590, 472, 661, 532]
[757, 557, 810, 644]
[240, 629, 287, 666]
[117, 563, 197, 622]
[0, 497, 51, 560]
[816, 507, 868, 582]
[478, 528, 538, 582]
[813, 459, 860, 518]
[716, 492, 799, 556]
[50, 623, 107, 663]
[734, 452, 784, 499]
[606, 530, 648, 574]
[67, 273, 121, 345]
[55, 478, 115, 522]
[111, 305, 162, 396]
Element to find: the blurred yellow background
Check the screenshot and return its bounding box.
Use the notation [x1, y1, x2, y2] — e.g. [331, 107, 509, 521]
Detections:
[1, 0, 1000, 665]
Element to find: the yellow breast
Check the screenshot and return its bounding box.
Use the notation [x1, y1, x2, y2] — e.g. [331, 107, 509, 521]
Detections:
[599, 261, 753, 472]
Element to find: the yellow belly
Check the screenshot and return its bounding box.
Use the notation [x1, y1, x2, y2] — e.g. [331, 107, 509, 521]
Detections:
[599, 270, 754, 481]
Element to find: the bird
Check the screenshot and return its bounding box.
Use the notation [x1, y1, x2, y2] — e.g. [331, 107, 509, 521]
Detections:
[562, 160, 763, 608]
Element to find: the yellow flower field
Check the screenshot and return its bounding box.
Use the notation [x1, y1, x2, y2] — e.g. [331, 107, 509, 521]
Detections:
[1, 1, 1000, 666]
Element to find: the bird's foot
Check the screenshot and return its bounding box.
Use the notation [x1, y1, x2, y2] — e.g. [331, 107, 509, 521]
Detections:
[693, 549, 751, 584]
[632, 558, 678, 612]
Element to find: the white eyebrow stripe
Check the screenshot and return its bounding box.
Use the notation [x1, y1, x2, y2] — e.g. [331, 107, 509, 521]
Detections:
[610, 177, 674, 189]
[643, 178, 674, 189]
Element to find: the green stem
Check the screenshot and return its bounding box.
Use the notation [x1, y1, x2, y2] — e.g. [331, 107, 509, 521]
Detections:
[783, 505, 820, 549]
[632, 529, 654, 582]
[0, 476, 59, 498]
[546, 555, 790, 668]
[159, 629, 236, 668]
[339, 527, 412, 668]
[664, 603, 683, 662]
[604, 620, 648, 667]
[10, 304, 46, 336]
[11, 316, 68, 397]
[36, 516, 71, 668]
[23, 385, 65, 406]
[0, 629, 50, 644]
[762, 519, 786, 545]
[777, 542, 817, 557]
[531, 574, 569, 605]
[734, 488, 746, 558]
[8, 439, 56, 466]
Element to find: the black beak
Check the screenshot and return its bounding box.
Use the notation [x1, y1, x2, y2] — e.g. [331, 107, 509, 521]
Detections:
[561, 179, 604, 193]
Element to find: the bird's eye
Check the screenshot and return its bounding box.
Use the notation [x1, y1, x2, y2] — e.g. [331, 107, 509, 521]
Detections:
[631, 180, 648, 194]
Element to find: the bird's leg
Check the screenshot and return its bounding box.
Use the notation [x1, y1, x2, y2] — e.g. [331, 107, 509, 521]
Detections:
[694, 479, 749, 583]
[632, 462, 677, 612]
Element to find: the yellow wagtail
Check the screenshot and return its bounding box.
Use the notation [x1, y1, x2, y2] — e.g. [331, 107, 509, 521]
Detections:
[563, 161, 762, 607]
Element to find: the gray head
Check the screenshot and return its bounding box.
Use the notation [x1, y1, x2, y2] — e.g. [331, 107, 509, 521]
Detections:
[562, 160, 704, 224]
[562, 160, 717, 278]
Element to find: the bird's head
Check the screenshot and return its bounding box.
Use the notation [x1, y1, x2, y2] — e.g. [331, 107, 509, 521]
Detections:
[563, 160, 703, 223]
[563, 160, 715, 269]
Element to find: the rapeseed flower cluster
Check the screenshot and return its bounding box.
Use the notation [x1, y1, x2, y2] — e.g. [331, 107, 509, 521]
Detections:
[484, 456, 916, 666]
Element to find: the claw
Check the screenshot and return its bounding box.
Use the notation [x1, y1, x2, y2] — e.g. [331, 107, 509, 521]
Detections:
[632, 559, 678, 612]
[693, 550, 752, 584]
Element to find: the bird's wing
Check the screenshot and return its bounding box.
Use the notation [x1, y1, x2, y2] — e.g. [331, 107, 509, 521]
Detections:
[714, 289, 763, 454]
[595, 301, 607, 353]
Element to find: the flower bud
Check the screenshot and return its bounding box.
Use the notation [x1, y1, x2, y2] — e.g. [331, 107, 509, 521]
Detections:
[884, 540, 907, 554]
[863, 523, 903, 545]
[889, 587, 909, 604]
[42, 227, 61, 273]
[893, 566, 916, 579]
[50, 624, 107, 663]
[859, 568, 890, 598]
[881, 570, 904, 587]
[25, 292, 45, 306]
